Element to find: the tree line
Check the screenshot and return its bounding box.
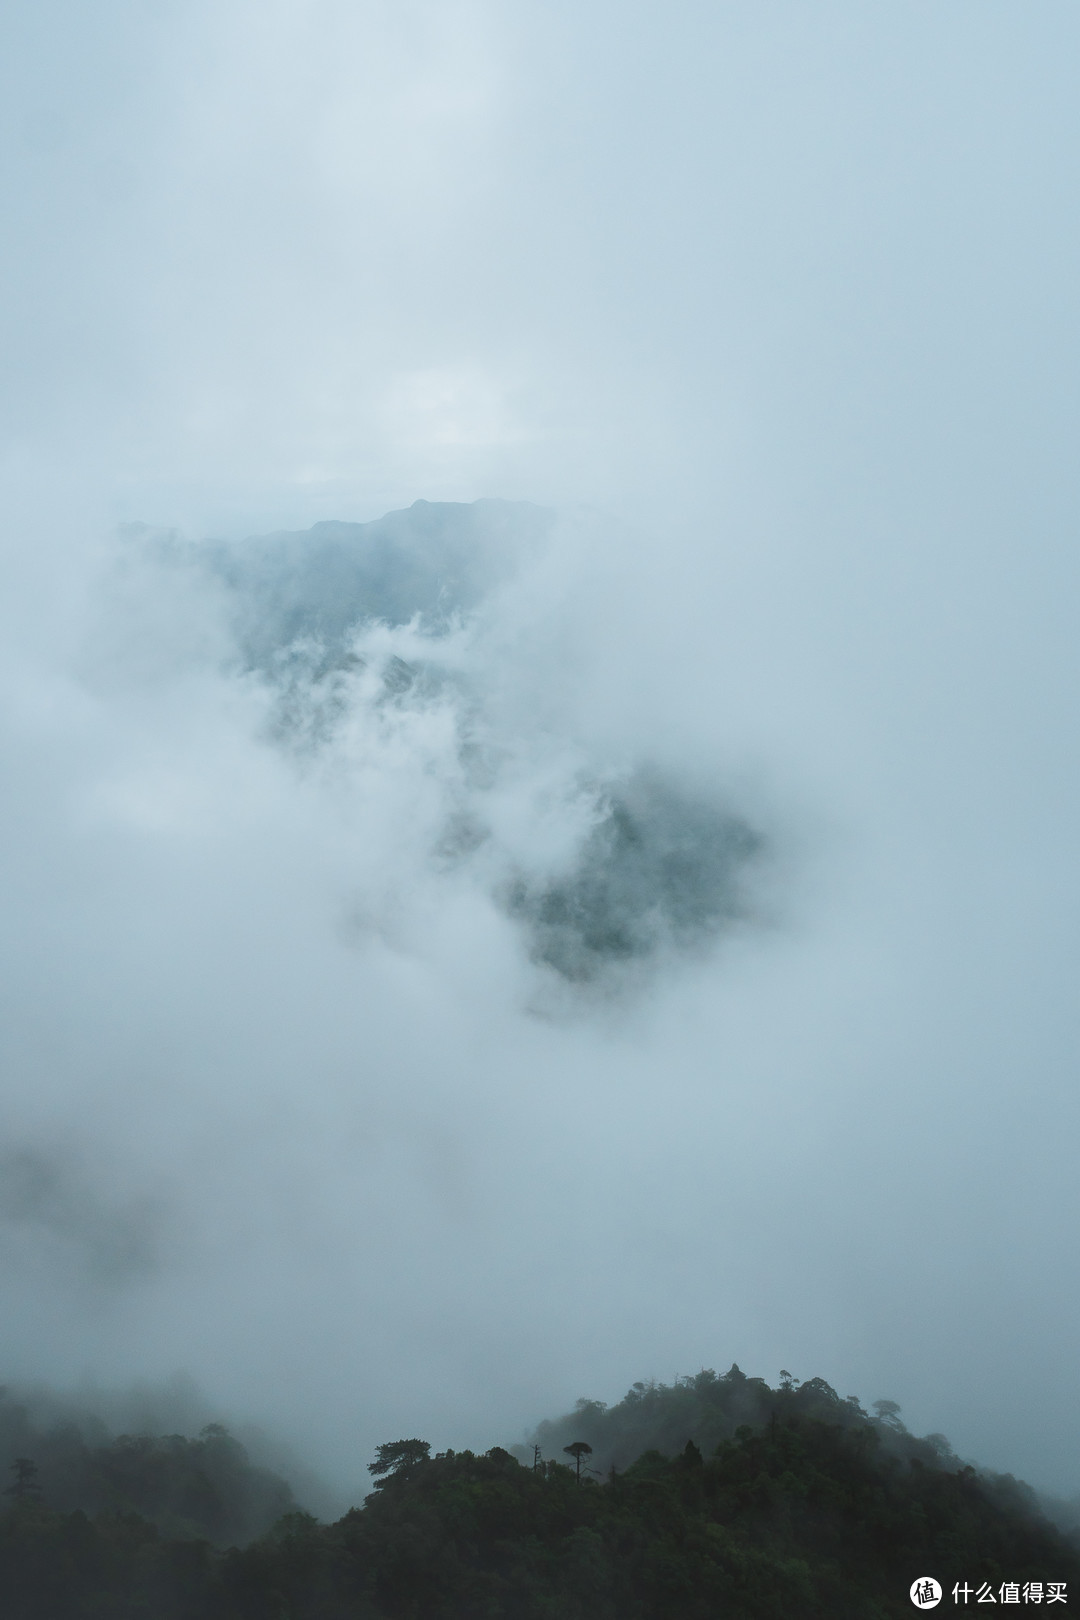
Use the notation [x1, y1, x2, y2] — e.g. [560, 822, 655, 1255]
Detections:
[0, 1364, 1077, 1617]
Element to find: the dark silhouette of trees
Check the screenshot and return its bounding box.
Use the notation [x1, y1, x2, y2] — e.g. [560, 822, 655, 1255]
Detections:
[0, 1367, 1077, 1616]
[0, 1393, 293, 1544]
[563, 1440, 593, 1482]
[873, 1398, 905, 1429]
[367, 1439, 431, 1481]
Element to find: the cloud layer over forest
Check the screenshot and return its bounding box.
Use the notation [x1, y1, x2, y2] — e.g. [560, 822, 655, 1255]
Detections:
[0, 0, 1079, 1506]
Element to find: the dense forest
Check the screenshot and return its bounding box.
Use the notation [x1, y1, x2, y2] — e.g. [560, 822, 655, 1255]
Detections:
[0, 1366, 1077, 1617]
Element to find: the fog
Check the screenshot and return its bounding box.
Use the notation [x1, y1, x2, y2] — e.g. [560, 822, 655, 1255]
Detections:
[1, 0, 1079, 1507]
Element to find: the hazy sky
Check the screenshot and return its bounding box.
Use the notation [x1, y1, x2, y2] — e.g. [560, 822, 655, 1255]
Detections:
[1, 0, 1079, 1503]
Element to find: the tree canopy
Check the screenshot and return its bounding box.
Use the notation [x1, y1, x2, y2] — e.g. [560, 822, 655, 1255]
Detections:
[0, 1365, 1076, 1617]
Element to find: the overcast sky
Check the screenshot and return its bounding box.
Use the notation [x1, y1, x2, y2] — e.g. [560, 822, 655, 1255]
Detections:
[1, 0, 1079, 1504]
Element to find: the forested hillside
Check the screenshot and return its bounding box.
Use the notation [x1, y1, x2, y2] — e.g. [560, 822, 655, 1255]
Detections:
[0, 1386, 294, 1546]
[0, 1365, 1077, 1616]
[524, 1363, 983, 1475]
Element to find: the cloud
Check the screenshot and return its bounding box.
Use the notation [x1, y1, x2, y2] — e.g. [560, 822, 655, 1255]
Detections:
[132, 499, 771, 997]
[503, 769, 762, 986]
[0, 1147, 161, 1287]
[1, 0, 1079, 1510]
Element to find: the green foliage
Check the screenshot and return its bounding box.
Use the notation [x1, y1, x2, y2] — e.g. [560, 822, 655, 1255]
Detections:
[368, 1441, 432, 1481]
[0, 1391, 293, 1546]
[0, 1370, 1077, 1617]
[525, 1363, 956, 1482]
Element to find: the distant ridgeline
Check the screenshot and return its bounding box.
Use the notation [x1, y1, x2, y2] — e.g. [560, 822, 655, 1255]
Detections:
[204, 498, 552, 677]
[523, 1361, 961, 1476]
[2, 1365, 1078, 1618]
[175, 499, 766, 989]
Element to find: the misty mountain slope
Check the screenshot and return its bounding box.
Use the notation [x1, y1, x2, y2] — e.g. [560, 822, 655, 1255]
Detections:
[505, 770, 763, 981]
[522, 1364, 965, 1479]
[2, 1364, 1077, 1618]
[179, 498, 769, 993]
[205, 498, 556, 677]
[0, 1387, 293, 1546]
[521, 1366, 1080, 1547]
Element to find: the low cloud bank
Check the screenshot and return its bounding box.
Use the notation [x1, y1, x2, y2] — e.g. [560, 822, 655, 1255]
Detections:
[0, 492, 1078, 1507]
[160, 497, 770, 998]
